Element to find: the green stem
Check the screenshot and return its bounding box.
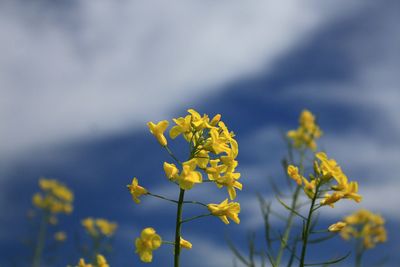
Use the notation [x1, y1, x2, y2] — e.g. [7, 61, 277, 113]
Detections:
[275, 186, 301, 266]
[275, 151, 305, 267]
[181, 213, 211, 224]
[355, 239, 365, 267]
[174, 188, 185, 267]
[32, 212, 48, 267]
[165, 146, 182, 165]
[299, 184, 320, 267]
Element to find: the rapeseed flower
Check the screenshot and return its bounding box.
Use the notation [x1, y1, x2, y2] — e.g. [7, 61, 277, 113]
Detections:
[82, 217, 117, 238]
[180, 237, 192, 249]
[148, 120, 169, 146]
[287, 165, 303, 185]
[127, 177, 148, 204]
[135, 227, 162, 263]
[208, 199, 240, 224]
[328, 221, 347, 232]
[340, 209, 387, 249]
[287, 109, 322, 151]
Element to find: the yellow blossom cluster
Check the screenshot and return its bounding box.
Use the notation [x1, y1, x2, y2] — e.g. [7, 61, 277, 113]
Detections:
[287, 152, 362, 207]
[339, 209, 387, 249]
[131, 109, 241, 263]
[81, 217, 118, 238]
[287, 109, 322, 151]
[76, 254, 109, 267]
[152, 109, 242, 199]
[32, 178, 73, 215]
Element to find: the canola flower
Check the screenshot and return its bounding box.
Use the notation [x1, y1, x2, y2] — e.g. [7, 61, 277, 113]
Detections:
[129, 109, 242, 266]
[31, 178, 73, 267]
[135, 228, 162, 263]
[81, 217, 118, 238]
[287, 109, 322, 151]
[76, 254, 109, 267]
[340, 209, 387, 248]
[286, 152, 362, 267]
[329, 209, 387, 267]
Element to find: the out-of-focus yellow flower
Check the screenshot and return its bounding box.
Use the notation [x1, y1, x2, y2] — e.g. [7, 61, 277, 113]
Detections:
[287, 165, 303, 185]
[96, 254, 109, 267]
[176, 159, 202, 190]
[163, 162, 179, 181]
[32, 178, 74, 216]
[127, 177, 148, 204]
[340, 209, 387, 249]
[135, 227, 162, 263]
[208, 199, 240, 224]
[328, 221, 347, 232]
[96, 219, 118, 237]
[180, 237, 192, 249]
[147, 120, 169, 146]
[54, 231, 67, 242]
[287, 109, 322, 151]
[77, 258, 92, 267]
[82, 218, 117, 238]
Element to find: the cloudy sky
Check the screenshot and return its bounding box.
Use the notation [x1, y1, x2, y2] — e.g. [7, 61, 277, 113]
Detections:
[1, 0, 399, 266]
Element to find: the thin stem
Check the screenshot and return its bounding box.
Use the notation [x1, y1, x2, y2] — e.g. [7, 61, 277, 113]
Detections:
[174, 188, 185, 267]
[275, 151, 305, 266]
[165, 146, 182, 165]
[181, 213, 212, 224]
[183, 200, 208, 207]
[355, 239, 365, 267]
[299, 183, 320, 267]
[147, 192, 178, 204]
[32, 211, 48, 267]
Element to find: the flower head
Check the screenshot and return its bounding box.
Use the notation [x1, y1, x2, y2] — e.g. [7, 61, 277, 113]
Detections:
[287, 109, 322, 151]
[147, 120, 169, 146]
[340, 209, 387, 249]
[135, 227, 162, 262]
[127, 177, 148, 204]
[208, 199, 240, 224]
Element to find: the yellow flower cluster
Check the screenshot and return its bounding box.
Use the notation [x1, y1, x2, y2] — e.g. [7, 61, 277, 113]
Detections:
[76, 254, 109, 267]
[32, 178, 73, 215]
[287, 109, 322, 151]
[149, 109, 242, 200]
[287, 152, 361, 207]
[340, 209, 387, 249]
[81, 217, 118, 238]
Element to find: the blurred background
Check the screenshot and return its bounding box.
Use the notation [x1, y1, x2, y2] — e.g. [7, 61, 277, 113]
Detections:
[1, 0, 399, 266]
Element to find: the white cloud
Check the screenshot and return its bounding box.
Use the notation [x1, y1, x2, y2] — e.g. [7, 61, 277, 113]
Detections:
[0, 0, 363, 162]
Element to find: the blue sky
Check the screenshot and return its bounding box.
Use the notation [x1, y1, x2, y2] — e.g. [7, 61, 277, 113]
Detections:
[1, 0, 399, 266]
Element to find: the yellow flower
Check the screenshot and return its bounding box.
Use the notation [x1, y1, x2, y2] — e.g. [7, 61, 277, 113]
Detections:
[32, 178, 74, 216]
[96, 254, 109, 267]
[328, 221, 347, 232]
[77, 258, 92, 267]
[147, 120, 169, 146]
[180, 237, 192, 249]
[287, 109, 322, 151]
[54, 231, 67, 242]
[340, 209, 387, 249]
[214, 172, 242, 200]
[194, 149, 210, 169]
[96, 219, 118, 237]
[135, 227, 162, 263]
[208, 199, 240, 224]
[163, 162, 179, 181]
[169, 115, 192, 140]
[127, 177, 148, 204]
[287, 165, 302, 185]
[82, 217, 97, 236]
[177, 159, 202, 190]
